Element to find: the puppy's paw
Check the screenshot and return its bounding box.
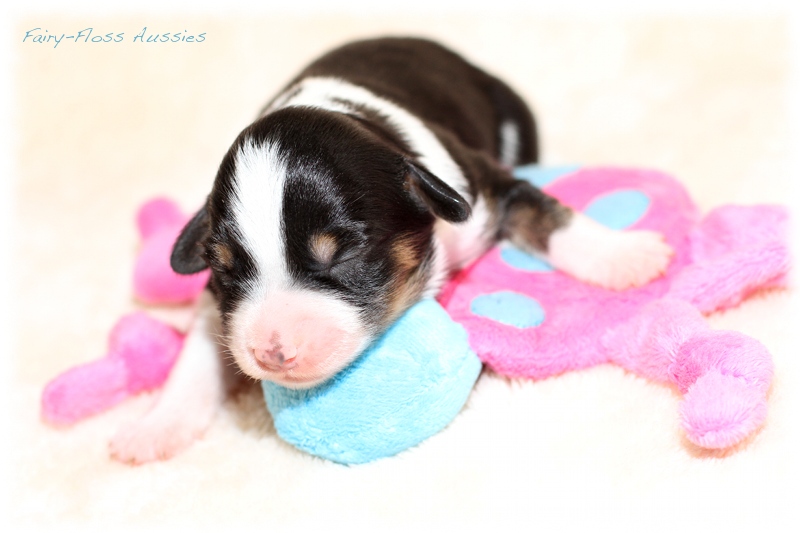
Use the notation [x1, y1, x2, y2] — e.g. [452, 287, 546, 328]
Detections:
[589, 229, 673, 289]
[109, 408, 210, 465]
[549, 213, 673, 290]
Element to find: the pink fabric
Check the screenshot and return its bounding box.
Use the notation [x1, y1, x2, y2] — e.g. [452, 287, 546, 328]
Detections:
[439, 167, 789, 448]
[41, 313, 184, 426]
[133, 198, 209, 304]
[603, 298, 773, 448]
[41, 199, 202, 426]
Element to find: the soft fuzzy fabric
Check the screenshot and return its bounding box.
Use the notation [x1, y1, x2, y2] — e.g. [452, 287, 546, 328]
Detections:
[40, 198, 206, 427]
[133, 198, 209, 304]
[440, 166, 788, 448]
[41, 312, 184, 426]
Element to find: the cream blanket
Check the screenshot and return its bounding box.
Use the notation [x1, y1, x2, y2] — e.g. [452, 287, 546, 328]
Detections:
[8, 14, 798, 530]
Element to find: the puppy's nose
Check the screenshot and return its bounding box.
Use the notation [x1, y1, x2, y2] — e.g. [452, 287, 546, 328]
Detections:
[249, 334, 298, 371]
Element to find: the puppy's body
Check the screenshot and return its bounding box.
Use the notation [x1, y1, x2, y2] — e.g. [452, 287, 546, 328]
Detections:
[110, 38, 672, 464]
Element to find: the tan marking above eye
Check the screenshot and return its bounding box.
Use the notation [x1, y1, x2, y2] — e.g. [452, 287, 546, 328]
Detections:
[310, 233, 338, 264]
[210, 242, 234, 268]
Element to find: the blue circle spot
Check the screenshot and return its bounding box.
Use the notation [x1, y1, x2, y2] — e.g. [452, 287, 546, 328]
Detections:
[500, 246, 555, 272]
[513, 165, 581, 188]
[470, 291, 545, 329]
[584, 189, 651, 230]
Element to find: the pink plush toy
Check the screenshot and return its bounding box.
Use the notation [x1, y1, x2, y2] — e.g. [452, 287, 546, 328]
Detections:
[440, 167, 789, 449]
[133, 197, 210, 304]
[41, 199, 208, 425]
[41, 312, 184, 425]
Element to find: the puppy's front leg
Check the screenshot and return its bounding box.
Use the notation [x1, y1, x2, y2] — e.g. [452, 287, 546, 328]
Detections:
[494, 173, 673, 290]
[110, 291, 225, 464]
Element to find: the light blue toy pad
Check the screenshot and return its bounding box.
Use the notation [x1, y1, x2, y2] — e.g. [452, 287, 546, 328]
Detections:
[262, 299, 482, 465]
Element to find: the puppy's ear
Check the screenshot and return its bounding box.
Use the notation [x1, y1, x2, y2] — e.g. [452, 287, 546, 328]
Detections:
[171, 206, 210, 274]
[405, 161, 471, 223]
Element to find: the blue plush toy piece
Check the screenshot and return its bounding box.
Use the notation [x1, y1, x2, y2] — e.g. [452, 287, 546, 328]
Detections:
[262, 299, 482, 464]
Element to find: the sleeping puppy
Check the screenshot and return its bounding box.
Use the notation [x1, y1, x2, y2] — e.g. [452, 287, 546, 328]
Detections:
[110, 37, 672, 463]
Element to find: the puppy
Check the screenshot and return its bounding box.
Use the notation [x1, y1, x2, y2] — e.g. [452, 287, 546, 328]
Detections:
[110, 37, 672, 463]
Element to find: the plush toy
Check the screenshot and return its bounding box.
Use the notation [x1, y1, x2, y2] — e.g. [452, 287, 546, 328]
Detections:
[440, 166, 788, 449]
[41, 198, 206, 425]
[263, 299, 481, 464]
[133, 197, 210, 304]
[41, 168, 789, 462]
[41, 312, 184, 425]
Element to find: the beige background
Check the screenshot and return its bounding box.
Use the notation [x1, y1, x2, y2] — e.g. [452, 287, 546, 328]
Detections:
[9, 13, 799, 530]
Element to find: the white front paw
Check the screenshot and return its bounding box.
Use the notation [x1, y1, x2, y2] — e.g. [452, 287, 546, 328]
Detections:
[109, 409, 211, 465]
[549, 213, 673, 290]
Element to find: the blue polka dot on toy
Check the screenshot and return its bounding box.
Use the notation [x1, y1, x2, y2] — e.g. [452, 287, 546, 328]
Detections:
[470, 291, 546, 328]
[500, 245, 555, 272]
[584, 189, 651, 230]
[513, 164, 581, 188]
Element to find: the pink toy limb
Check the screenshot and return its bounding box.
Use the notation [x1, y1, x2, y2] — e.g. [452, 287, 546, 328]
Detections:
[676, 333, 772, 449]
[670, 243, 790, 314]
[601, 299, 707, 384]
[136, 197, 187, 240]
[41, 313, 184, 426]
[669, 205, 791, 313]
[603, 298, 773, 448]
[133, 199, 210, 304]
[41, 358, 130, 426]
[109, 312, 186, 392]
[679, 368, 770, 449]
[133, 229, 210, 304]
[688, 205, 789, 264]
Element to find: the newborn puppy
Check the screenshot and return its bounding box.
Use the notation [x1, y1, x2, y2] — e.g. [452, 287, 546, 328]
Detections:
[110, 38, 672, 463]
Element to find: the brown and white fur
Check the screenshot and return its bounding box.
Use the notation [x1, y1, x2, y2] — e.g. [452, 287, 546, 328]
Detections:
[110, 38, 672, 464]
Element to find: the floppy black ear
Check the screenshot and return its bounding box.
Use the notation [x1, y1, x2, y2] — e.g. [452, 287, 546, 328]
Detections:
[170, 206, 210, 274]
[405, 161, 471, 223]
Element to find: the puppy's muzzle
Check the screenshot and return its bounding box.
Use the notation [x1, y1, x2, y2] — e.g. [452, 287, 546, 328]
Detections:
[231, 289, 368, 386]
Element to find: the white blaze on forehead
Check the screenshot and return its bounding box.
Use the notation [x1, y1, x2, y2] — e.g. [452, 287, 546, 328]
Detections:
[231, 139, 290, 297]
[228, 140, 373, 387]
[265, 76, 470, 200]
